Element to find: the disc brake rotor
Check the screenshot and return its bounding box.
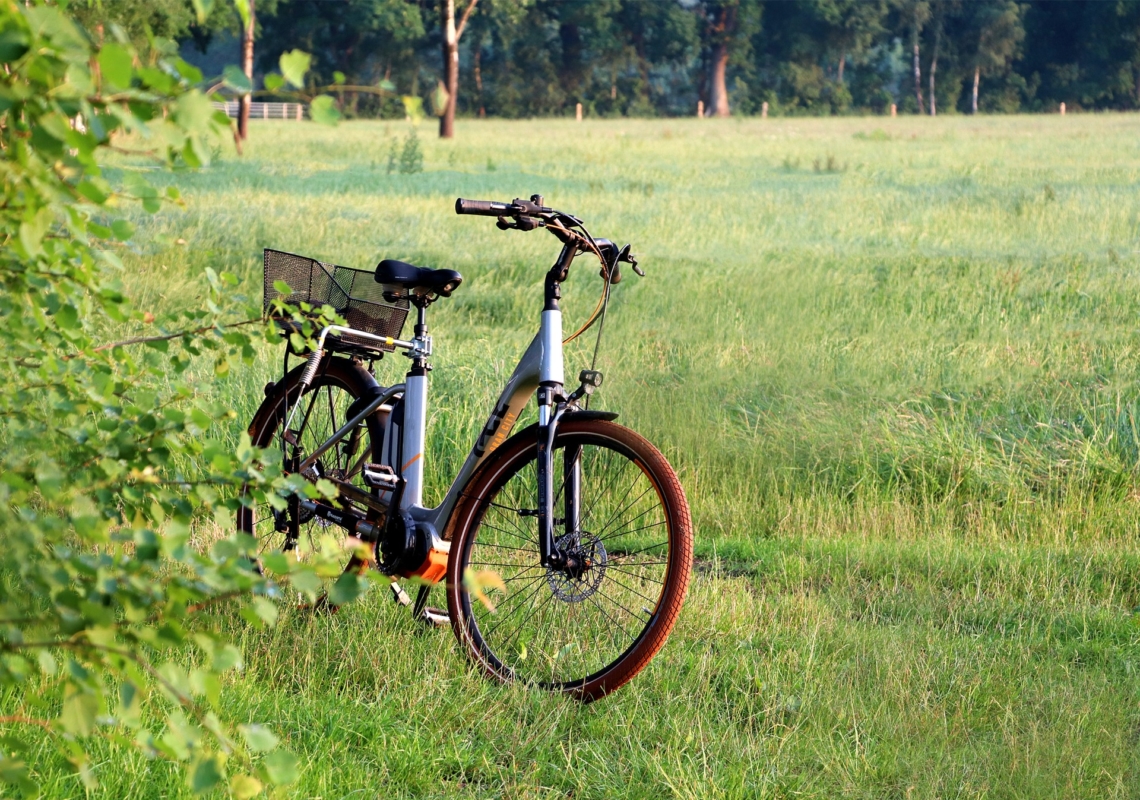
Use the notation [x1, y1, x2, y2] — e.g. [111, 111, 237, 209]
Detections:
[547, 531, 607, 602]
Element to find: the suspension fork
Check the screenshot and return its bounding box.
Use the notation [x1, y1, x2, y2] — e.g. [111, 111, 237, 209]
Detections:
[537, 398, 575, 567]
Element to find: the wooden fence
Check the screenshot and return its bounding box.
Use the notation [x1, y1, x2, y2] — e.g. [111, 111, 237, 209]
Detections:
[212, 101, 307, 121]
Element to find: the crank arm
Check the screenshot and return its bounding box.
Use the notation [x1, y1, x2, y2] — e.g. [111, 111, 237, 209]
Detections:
[324, 476, 389, 516]
[298, 498, 382, 542]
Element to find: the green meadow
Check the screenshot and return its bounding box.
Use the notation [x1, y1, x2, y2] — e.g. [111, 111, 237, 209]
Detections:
[21, 114, 1140, 797]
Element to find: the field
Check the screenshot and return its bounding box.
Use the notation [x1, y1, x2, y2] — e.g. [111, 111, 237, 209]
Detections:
[21, 114, 1140, 797]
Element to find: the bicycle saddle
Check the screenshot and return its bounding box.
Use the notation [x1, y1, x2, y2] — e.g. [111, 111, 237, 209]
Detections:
[375, 259, 463, 300]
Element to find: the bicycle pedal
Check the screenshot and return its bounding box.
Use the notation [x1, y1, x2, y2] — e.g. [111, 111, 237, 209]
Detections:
[389, 581, 412, 607]
[419, 606, 449, 628]
[363, 463, 399, 491]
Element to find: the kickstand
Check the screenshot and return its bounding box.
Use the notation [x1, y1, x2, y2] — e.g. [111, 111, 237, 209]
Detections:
[412, 584, 449, 628]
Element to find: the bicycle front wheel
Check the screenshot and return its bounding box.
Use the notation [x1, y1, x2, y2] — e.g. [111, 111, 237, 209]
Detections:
[446, 418, 692, 701]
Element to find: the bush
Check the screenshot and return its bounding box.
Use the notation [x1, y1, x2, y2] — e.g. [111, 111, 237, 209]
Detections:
[0, 3, 354, 795]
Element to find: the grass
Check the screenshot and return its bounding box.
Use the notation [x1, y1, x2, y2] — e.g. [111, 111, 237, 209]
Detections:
[14, 113, 1140, 797]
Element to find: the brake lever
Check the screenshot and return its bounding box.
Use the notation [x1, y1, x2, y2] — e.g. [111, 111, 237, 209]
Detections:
[617, 244, 644, 277]
[496, 215, 544, 232]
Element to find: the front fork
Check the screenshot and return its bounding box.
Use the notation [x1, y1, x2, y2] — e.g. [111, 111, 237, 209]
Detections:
[536, 389, 581, 568]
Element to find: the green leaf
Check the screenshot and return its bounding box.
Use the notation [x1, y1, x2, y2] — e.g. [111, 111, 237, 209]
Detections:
[174, 90, 216, 134]
[223, 64, 252, 94]
[189, 756, 223, 794]
[60, 684, 98, 737]
[230, 775, 263, 800]
[261, 750, 298, 785]
[377, 79, 396, 93]
[309, 96, 340, 126]
[240, 724, 278, 753]
[233, 0, 251, 29]
[37, 650, 57, 676]
[279, 50, 311, 89]
[190, 0, 215, 25]
[261, 552, 290, 575]
[212, 644, 242, 672]
[111, 219, 134, 241]
[431, 82, 450, 117]
[99, 43, 133, 91]
[333, 71, 346, 85]
[328, 573, 363, 606]
[55, 304, 79, 330]
[290, 569, 321, 597]
[172, 58, 204, 84]
[264, 73, 285, 92]
[76, 180, 109, 204]
[249, 597, 278, 626]
[272, 279, 292, 296]
[0, 30, 29, 63]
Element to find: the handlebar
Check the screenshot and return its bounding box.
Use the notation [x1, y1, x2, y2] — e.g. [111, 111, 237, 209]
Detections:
[454, 198, 521, 217]
[454, 194, 643, 277]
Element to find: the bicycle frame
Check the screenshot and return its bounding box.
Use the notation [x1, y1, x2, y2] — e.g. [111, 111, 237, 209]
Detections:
[288, 241, 579, 566]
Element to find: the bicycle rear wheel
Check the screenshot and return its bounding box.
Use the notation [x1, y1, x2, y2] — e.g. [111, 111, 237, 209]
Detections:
[446, 418, 692, 701]
[237, 356, 385, 600]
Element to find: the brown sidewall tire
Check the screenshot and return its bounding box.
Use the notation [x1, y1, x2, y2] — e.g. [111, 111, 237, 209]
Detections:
[445, 419, 693, 702]
[237, 357, 386, 581]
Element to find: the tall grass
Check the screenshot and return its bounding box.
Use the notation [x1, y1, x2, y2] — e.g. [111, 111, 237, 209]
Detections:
[13, 115, 1140, 797]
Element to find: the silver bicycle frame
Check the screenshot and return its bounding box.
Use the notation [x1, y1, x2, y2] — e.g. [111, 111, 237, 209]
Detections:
[293, 306, 564, 536]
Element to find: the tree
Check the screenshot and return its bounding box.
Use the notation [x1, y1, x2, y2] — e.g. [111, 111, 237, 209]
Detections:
[239, 0, 255, 139]
[439, 0, 480, 138]
[892, 0, 931, 113]
[258, 0, 424, 117]
[699, 0, 761, 117]
[926, 0, 954, 115]
[70, 0, 196, 44]
[966, 0, 1024, 113]
[811, 0, 888, 84]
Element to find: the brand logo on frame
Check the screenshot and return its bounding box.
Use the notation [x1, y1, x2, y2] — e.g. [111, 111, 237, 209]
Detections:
[474, 400, 518, 458]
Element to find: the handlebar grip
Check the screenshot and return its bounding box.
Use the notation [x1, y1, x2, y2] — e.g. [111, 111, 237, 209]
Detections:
[455, 198, 517, 216]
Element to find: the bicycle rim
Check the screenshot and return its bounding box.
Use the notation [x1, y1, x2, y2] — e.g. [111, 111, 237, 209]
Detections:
[237, 360, 382, 585]
[449, 420, 692, 699]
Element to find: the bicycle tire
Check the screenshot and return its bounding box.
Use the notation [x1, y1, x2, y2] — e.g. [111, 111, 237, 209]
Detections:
[237, 356, 385, 601]
[445, 418, 692, 701]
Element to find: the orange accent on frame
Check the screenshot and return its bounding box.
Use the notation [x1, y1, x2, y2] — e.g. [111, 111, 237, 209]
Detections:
[401, 453, 422, 473]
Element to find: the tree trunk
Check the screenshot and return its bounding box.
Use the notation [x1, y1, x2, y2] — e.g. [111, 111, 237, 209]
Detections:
[474, 46, 484, 117]
[559, 22, 583, 97]
[928, 20, 941, 116]
[972, 66, 979, 114]
[837, 54, 845, 83]
[439, 0, 458, 138]
[912, 22, 925, 115]
[238, 0, 255, 141]
[711, 41, 730, 117]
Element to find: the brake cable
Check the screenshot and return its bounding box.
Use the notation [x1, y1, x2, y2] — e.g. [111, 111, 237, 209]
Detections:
[556, 220, 611, 347]
[551, 218, 614, 409]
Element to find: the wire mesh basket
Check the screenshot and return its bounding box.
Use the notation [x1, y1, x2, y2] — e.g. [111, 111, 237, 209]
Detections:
[263, 249, 409, 353]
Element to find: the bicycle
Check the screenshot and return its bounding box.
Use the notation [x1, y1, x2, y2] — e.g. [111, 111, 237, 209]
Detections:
[238, 195, 693, 701]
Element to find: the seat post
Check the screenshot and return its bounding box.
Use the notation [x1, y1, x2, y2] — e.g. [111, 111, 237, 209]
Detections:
[413, 303, 428, 338]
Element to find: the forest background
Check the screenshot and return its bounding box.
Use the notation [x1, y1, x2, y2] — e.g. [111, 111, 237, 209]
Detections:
[87, 0, 1140, 124]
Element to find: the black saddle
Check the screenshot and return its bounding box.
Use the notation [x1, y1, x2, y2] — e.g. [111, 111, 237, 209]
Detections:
[375, 259, 462, 302]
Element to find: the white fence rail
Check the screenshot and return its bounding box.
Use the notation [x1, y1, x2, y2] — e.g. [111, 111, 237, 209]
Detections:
[212, 101, 307, 121]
